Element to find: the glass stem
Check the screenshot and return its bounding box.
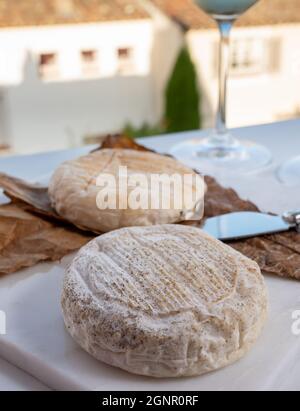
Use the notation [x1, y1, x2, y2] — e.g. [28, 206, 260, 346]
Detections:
[215, 19, 235, 144]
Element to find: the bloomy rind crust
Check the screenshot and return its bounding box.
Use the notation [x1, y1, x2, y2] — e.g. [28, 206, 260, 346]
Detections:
[62, 225, 268, 378]
[49, 149, 205, 233]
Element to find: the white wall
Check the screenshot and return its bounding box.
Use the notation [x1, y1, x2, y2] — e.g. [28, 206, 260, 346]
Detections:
[0, 89, 10, 145]
[141, 0, 184, 121]
[0, 20, 153, 84]
[7, 68, 156, 153]
[0, 20, 157, 153]
[187, 24, 300, 129]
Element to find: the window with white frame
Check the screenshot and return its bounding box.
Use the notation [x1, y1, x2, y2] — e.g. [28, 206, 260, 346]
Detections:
[229, 37, 281, 76]
[38, 52, 59, 81]
[81, 49, 99, 77]
[117, 47, 135, 75]
[230, 38, 265, 75]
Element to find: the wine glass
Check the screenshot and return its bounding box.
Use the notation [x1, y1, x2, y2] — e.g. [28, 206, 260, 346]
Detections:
[170, 0, 272, 175]
[278, 157, 300, 186]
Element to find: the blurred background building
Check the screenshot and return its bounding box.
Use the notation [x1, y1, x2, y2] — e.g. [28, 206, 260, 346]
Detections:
[0, 0, 299, 154]
[153, 0, 300, 128]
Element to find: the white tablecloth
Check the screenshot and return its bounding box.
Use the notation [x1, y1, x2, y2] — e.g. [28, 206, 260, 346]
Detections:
[0, 119, 299, 391]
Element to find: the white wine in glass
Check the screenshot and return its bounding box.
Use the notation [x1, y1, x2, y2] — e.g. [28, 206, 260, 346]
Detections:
[170, 0, 272, 175]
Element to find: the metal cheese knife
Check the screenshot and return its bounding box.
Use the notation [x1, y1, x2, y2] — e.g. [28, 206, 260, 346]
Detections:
[202, 210, 300, 241]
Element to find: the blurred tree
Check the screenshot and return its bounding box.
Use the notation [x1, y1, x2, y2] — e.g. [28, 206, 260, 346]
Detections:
[164, 47, 201, 133]
[121, 47, 201, 138]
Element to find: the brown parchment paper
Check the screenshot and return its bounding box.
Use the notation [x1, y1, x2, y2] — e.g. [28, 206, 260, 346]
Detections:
[0, 203, 92, 275]
[0, 135, 299, 279]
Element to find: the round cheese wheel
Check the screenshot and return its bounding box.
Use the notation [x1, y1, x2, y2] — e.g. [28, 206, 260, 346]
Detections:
[49, 149, 205, 233]
[62, 224, 268, 378]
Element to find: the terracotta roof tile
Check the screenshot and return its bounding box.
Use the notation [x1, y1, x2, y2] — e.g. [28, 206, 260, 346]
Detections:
[151, 0, 300, 29]
[0, 0, 149, 28]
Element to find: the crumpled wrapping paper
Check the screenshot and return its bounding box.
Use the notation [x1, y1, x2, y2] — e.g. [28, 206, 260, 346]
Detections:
[0, 135, 299, 279]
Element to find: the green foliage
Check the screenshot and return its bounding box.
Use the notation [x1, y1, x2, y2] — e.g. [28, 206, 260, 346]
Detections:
[121, 47, 201, 138]
[164, 47, 201, 133]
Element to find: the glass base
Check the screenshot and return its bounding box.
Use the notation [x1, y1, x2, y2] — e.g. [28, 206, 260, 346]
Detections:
[277, 156, 300, 186]
[170, 133, 272, 176]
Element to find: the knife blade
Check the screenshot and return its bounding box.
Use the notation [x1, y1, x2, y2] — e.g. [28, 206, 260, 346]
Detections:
[202, 211, 300, 241]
